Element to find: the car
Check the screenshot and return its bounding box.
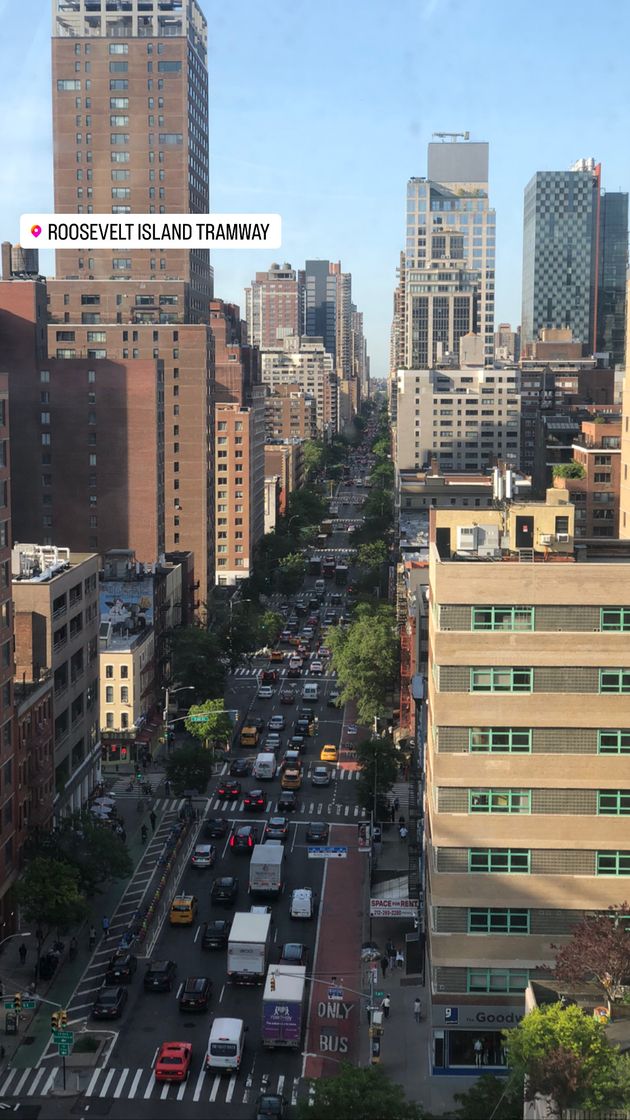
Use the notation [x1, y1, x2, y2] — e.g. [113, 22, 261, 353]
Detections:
[307, 614, 319, 627]
[105, 950, 137, 985]
[202, 919, 231, 949]
[92, 985, 128, 1019]
[308, 596, 319, 610]
[217, 779, 242, 799]
[277, 789, 298, 812]
[299, 707, 315, 723]
[310, 660, 324, 675]
[169, 895, 198, 926]
[280, 749, 302, 771]
[269, 650, 284, 663]
[243, 788, 266, 812]
[230, 823, 262, 851]
[261, 668, 279, 683]
[319, 646, 332, 658]
[210, 876, 239, 906]
[306, 821, 330, 842]
[204, 817, 229, 839]
[190, 843, 216, 870]
[279, 688, 296, 705]
[258, 685, 274, 699]
[144, 960, 177, 992]
[179, 976, 212, 1011]
[252, 716, 266, 733]
[330, 594, 343, 606]
[320, 744, 338, 763]
[295, 719, 312, 738]
[301, 627, 314, 640]
[279, 942, 309, 966]
[155, 1041, 193, 1083]
[229, 757, 251, 777]
[297, 643, 309, 657]
[265, 733, 282, 751]
[311, 765, 331, 787]
[281, 767, 302, 791]
[269, 714, 286, 731]
[290, 734, 306, 753]
[289, 888, 316, 919]
[287, 662, 301, 678]
[327, 688, 341, 707]
[279, 630, 292, 643]
[324, 614, 336, 627]
[264, 816, 289, 842]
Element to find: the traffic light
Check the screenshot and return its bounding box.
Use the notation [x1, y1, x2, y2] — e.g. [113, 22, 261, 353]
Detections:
[51, 1011, 60, 1030]
[120, 746, 128, 760]
[269, 972, 276, 992]
[60, 1009, 68, 1027]
[13, 993, 21, 1013]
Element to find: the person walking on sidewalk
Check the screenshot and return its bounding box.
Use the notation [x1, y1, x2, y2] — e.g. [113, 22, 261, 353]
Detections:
[149, 810, 157, 832]
[18, 942, 27, 966]
[414, 997, 422, 1023]
[393, 796, 400, 813]
[381, 994, 391, 1019]
[101, 915, 110, 940]
[399, 824, 408, 842]
[89, 925, 97, 950]
[164, 780, 171, 797]
[380, 955, 389, 979]
[473, 1037, 483, 1066]
[390, 803, 396, 823]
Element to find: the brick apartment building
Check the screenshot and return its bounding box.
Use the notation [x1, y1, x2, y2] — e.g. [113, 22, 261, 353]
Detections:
[264, 383, 317, 442]
[553, 417, 621, 537]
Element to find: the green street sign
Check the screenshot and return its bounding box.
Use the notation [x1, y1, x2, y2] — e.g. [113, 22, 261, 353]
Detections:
[188, 715, 209, 724]
[22, 999, 37, 1010]
[374, 990, 384, 998]
[58, 1043, 71, 1057]
[53, 1030, 74, 1043]
[3, 1000, 14, 1010]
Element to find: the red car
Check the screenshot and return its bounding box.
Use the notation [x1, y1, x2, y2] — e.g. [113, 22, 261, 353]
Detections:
[217, 780, 242, 799]
[155, 1041, 192, 1082]
[261, 669, 279, 684]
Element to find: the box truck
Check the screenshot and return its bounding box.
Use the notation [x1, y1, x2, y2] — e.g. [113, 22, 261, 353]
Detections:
[248, 843, 283, 896]
[227, 912, 272, 985]
[261, 965, 307, 1050]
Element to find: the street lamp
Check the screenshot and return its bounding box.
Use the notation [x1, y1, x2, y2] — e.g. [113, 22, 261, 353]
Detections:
[162, 685, 194, 722]
[0, 931, 32, 953]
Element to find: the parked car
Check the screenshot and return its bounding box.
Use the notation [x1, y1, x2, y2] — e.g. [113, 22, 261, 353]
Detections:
[144, 960, 177, 992]
[105, 950, 137, 985]
[210, 877, 239, 906]
[92, 985, 128, 1019]
[179, 976, 212, 1012]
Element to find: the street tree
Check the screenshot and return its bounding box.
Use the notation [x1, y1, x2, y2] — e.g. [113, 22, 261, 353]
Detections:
[185, 699, 234, 751]
[453, 1074, 523, 1120]
[553, 903, 630, 1000]
[287, 487, 327, 530]
[18, 857, 89, 935]
[371, 435, 391, 460]
[168, 626, 227, 700]
[296, 1063, 424, 1120]
[355, 736, 399, 817]
[357, 540, 388, 581]
[302, 439, 325, 480]
[164, 743, 215, 796]
[328, 604, 398, 723]
[505, 1001, 630, 1114]
[370, 459, 395, 489]
[277, 552, 306, 595]
[49, 813, 133, 895]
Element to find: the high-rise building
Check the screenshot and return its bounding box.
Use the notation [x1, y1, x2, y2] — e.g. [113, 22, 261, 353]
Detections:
[304, 260, 338, 358]
[552, 416, 621, 538]
[522, 159, 628, 363]
[264, 384, 317, 442]
[403, 138, 495, 368]
[245, 263, 303, 349]
[494, 322, 520, 363]
[260, 338, 337, 435]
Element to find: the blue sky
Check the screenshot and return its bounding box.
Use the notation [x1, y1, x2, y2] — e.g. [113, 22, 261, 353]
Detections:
[1, 0, 629, 377]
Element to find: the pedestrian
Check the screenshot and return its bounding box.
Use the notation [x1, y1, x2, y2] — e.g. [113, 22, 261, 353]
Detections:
[390, 803, 396, 823]
[414, 997, 422, 1023]
[381, 994, 391, 1019]
[473, 1037, 483, 1067]
[398, 814, 406, 827]
[69, 936, 78, 961]
[164, 779, 171, 797]
[380, 955, 389, 979]
[101, 915, 110, 940]
[150, 810, 157, 832]
[396, 948, 405, 969]
[393, 796, 400, 813]
[120, 827, 127, 844]
[18, 942, 27, 966]
[399, 824, 408, 842]
[88, 925, 97, 950]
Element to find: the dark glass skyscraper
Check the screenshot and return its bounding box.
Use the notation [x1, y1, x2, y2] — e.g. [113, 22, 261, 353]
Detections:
[597, 192, 628, 366]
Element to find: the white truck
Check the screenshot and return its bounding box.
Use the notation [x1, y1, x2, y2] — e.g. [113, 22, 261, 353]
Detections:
[261, 965, 307, 1050]
[226, 912, 272, 985]
[248, 843, 284, 897]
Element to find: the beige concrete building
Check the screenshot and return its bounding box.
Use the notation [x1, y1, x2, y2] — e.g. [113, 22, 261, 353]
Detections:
[13, 543, 100, 815]
[394, 367, 520, 472]
[264, 384, 317, 442]
[215, 403, 264, 586]
[425, 490, 630, 1071]
[99, 627, 155, 761]
[264, 441, 304, 516]
[260, 338, 337, 435]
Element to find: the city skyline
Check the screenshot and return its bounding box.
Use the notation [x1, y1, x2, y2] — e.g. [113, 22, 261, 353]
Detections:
[1, 0, 630, 376]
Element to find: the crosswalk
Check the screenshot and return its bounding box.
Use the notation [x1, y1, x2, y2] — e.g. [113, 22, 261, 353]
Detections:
[0, 1065, 303, 1107]
[232, 666, 337, 679]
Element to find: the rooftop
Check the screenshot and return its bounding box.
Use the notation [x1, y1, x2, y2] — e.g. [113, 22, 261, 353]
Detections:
[12, 544, 95, 584]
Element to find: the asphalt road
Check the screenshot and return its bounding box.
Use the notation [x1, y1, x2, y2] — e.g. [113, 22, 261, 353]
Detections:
[20, 478, 375, 1119]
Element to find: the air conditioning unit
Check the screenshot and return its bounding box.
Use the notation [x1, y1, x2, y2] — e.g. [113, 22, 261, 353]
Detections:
[539, 534, 553, 545]
[457, 525, 479, 551]
[556, 533, 570, 543]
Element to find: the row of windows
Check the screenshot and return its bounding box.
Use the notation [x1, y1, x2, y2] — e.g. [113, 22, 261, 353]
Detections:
[468, 605, 630, 632]
[467, 848, 630, 875]
[467, 788, 630, 814]
[466, 727, 630, 754]
[456, 668, 630, 693]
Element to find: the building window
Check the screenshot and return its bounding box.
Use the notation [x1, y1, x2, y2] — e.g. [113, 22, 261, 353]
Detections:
[468, 909, 530, 934]
[106, 713, 114, 729]
[469, 790, 531, 814]
[598, 790, 630, 815]
[468, 848, 530, 873]
[120, 686, 128, 704]
[467, 969, 529, 994]
[158, 61, 182, 72]
[105, 665, 114, 679]
[601, 608, 630, 632]
[105, 686, 114, 703]
[600, 670, 630, 693]
[598, 730, 630, 754]
[57, 79, 81, 91]
[596, 851, 630, 876]
[470, 668, 533, 692]
[471, 606, 534, 631]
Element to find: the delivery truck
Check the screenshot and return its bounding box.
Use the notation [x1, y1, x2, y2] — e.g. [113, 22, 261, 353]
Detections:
[248, 843, 284, 896]
[261, 965, 307, 1050]
[226, 912, 272, 985]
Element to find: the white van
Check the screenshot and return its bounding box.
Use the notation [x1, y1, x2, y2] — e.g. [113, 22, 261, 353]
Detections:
[205, 1017, 245, 1072]
[314, 579, 325, 595]
[253, 752, 277, 780]
[289, 888, 315, 919]
[302, 682, 319, 702]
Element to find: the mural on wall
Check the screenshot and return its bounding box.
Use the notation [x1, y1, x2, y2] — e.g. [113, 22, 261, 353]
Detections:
[100, 580, 154, 635]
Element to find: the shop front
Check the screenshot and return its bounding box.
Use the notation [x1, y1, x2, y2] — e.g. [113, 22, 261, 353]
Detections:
[431, 1002, 523, 1075]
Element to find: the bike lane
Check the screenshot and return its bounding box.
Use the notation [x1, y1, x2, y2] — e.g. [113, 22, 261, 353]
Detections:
[303, 821, 367, 1079]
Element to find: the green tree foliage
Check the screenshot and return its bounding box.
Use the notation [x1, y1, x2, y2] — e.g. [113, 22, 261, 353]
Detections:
[296, 1063, 424, 1120]
[505, 1001, 630, 1113]
[165, 743, 215, 795]
[553, 902, 630, 1000]
[17, 857, 89, 932]
[328, 604, 398, 723]
[277, 552, 306, 595]
[452, 1074, 523, 1120]
[371, 435, 391, 460]
[370, 460, 395, 489]
[552, 462, 586, 479]
[169, 626, 227, 700]
[185, 699, 234, 748]
[357, 540, 388, 581]
[355, 736, 399, 816]
[303, 439, 325, 479]
[287, 487, 327, 530]
[54, 813, 132, 895]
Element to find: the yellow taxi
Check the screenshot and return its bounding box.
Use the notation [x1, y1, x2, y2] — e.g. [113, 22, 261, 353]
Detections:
[320, 744, 338, 763]
[281, 767, 303, 791]
[270, 650, 284, 663]
[169, 894, 198, 926]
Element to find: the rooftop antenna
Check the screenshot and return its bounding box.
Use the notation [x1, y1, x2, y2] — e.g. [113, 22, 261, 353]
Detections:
[432, 131, 470, 143]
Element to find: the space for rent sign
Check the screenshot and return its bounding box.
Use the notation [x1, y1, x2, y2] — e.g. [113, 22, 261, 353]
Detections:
[369, 899, 417, 918]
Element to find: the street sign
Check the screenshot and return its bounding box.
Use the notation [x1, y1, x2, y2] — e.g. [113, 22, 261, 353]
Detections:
[188, 715, 209, 724]
[328, 986, 344, 1001]
[307, 846, 348, 859]
[3, 1000, 13, 1010]
[22, 999, 37, 1010]
[57, 1043, 71, 1057]
[53, 1030, 74, 1044]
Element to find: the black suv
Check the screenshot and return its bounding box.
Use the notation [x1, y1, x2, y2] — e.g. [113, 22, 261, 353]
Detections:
[277, 790, 298, 812]
[105, 950, 137, 985]
[229, 824, 262, 852]
[202, 919, 231, 949]
[210, 876, 239, 906]
[179, 976, 212, 1011]
[203, 817, 229, 839]
[143, 959, 177, 992]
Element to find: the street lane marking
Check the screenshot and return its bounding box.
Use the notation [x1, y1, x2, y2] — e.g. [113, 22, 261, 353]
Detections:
[128, 1068, 143, 1098]
[150, 1046, 159, 1068]
[11, 1071, 31, 1097]
[98, 1069, 116, 1097]
[209, 1074, 221, 1101]
[160, 1082, 170, 1099]
[219, 983, 225, 1003]
[42, 1068, 58, 1095]
[176, 1079, 187, 1099]
[194, 924, 201, 943]
[176, 982, 183, 999]
[192, 1067, 206, 1101]
[112, 1069, 129, 1098]
[84, 1068, 101, 1096]
[225, 1074, 237, 1102]
[143, 1074, 156, 1099]
[277, 1073, 285, 1095]
[26, 1068, 45, 1096]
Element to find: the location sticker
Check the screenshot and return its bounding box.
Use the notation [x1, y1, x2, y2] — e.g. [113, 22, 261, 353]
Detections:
[30, 224, 42, 238]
